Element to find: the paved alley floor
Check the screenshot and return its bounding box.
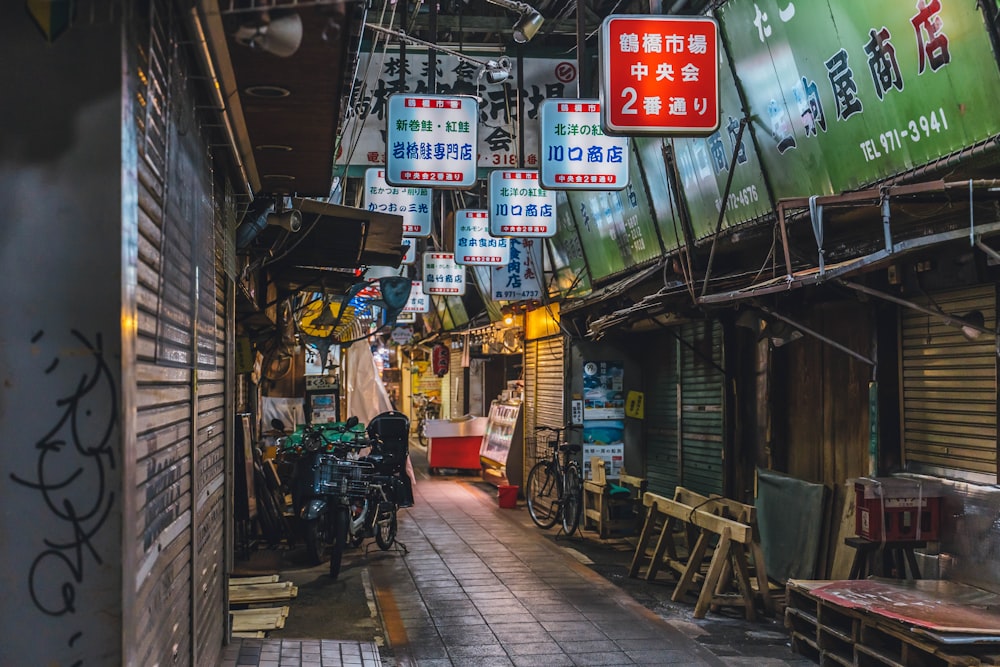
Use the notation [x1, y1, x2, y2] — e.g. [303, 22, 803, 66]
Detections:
[223, 443, 810, 667]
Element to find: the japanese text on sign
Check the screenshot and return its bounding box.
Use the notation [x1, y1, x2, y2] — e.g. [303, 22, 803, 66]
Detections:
[600, 15, 720, 135]
[363, 168, 432, 237]
[402, 281, 430, 313]
[386, 94, 479, 188]
[454, 210, 511, 266]
[490, 238, 543, 301]
[422, 253, 466, 295]
[488, 170, 558, 238]
[540, 99, 630, 190]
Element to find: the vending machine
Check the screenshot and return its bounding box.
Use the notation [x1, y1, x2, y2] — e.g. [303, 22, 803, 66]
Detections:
[305, 375, 340, 423]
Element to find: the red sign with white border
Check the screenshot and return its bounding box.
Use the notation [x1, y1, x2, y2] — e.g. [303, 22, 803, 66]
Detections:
[599, 15, 719, 135]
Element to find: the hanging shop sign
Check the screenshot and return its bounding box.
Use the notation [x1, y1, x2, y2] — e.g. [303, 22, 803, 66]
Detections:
[396, 311, 416, 323]
[488, 170, 557, 237]
[716, 0, 1000, 196]
[363, 168, 432, 237]
[454, 209, 510, 266]
[599, 15, 720, 135]
[489, 238, 543, 301]
[385, 93, 478, 189]
[390, 326, 413, 345]
[402, 280, 430, 313]
[422, 253, 466, 295]
[334, 48, 579, 177]
[400, 237, 417, 265]
[539, 99, 630, 190]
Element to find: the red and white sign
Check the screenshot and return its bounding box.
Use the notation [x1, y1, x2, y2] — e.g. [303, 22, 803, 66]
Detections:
[422, 253, 466, 295]
[488, 170, 557, 238]
[599, 15, 719, 135]
[402, 281, 430, 313]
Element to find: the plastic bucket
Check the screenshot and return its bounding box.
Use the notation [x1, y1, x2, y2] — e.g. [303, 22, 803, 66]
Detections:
[498, 485, 519, 509]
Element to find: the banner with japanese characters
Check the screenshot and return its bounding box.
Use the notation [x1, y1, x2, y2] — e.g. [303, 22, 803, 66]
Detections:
[717, 0, 1000, 197]
[402, 280, 430, 313]
[548, 190, 593, 299]
[454, 209, 510, 266]
[334, 47, 580, 178]
[386, 94, 479, 188]
[488, 170, 558, 237]
[400, 237, 417, 265]
[363, 168, 432, 237]
[670, 38, 773, 238]
[566, 145, 663, 282]
[539, 99, 630, 190]
[599, 15, 720, 135]
[489, 237, 544, 301]
[422, 252, 466, 295]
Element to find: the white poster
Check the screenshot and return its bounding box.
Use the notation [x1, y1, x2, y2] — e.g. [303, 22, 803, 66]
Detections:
[363, 168, 432, 236]
[455, 209, 510, 266]
[335, 47, 579, 175]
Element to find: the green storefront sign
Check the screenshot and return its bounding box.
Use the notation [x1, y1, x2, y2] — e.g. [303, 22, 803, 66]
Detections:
[635, 137, 685, 254]
[718, 0, 1000, 198]
[549, 191, 593, 299]
[567, 145, 663, 282]
[671, 40, 773, 240]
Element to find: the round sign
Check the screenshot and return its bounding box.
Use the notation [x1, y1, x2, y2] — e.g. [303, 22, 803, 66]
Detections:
[391, 326, 413, 345]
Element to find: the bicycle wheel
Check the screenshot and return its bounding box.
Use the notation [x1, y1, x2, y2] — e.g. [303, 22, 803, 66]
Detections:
[561, 463, 582, 536]
[525, 460, 562, 529]
[417, 418, 428, 447]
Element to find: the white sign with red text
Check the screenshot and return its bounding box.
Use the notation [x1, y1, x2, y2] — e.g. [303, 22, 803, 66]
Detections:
[488, 170, 557, 238]
[540, 99, 630, 190]
[386, 94, 479, 188]
[422, 253, 466, 295]
[363, 168, 432, 237]
[454, 209, 510, 266]
[402, 280, 430, 313]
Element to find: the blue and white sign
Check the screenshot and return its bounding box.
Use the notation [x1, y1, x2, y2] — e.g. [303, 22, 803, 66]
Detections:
[540, 99, 629, 190]
[454, 209, 510, 266]
[422, 253, 466, 295]
[402, 280, 430, 313]
[363, 168, 432, 237]
[386, 94, 479, 189]
[490, 238, 544, 301]
[400, 237, 417, 265]
[488, 170, 558, 237]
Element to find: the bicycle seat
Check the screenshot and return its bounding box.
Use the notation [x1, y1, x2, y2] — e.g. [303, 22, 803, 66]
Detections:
[559, 443, 581, 455]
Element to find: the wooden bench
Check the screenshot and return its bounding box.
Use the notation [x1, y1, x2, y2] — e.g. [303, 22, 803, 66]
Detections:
[582, 458, 646, 538]
[628, 487, 773, 620]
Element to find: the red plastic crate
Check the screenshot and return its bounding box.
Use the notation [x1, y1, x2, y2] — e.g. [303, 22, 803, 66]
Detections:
[854, 478, 942, 542]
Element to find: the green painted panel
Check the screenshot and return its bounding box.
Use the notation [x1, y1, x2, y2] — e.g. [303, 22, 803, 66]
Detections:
[718, 0, 1000, 197]
[643, 336, 679, 497]
[567, 146, 663, 283]
[635, 137, 684, 254]
[672, 40, 773, 240]
[548, 191, 593, 299]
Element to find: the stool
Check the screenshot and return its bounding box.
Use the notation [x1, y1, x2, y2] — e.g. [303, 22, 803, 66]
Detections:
[846, 536, 927, 579]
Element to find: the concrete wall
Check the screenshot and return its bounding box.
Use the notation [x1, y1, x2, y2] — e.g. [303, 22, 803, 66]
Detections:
[0, 6, 125, 665]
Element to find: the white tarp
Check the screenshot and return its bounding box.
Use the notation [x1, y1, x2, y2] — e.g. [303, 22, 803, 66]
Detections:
[346, 340, 394, 423]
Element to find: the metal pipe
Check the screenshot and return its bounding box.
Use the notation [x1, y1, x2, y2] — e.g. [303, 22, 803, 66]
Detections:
[700, 117, 748, 298]
[365, 23, 504, 69]
[757, 305, 875, 366]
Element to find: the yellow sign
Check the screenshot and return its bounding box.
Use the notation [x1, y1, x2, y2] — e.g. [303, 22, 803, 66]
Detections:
[625, 390, 644, 419]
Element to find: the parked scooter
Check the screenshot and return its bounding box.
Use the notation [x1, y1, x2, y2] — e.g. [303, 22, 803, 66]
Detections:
[274, 416, 370, 575]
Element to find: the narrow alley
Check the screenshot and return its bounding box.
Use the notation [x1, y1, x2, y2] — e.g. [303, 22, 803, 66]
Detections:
[221, 444, 807, 667]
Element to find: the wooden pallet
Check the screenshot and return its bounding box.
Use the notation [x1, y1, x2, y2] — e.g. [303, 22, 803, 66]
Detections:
[228, 579, 298, 605]
[230, 606, 290, 632]
[786, 580, 988, 667]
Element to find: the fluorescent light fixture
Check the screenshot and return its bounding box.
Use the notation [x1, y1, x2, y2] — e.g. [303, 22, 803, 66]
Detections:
[486, 0, 545, 43]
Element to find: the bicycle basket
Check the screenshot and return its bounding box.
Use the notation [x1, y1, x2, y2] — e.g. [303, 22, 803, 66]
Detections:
[316, 457, 374, 496]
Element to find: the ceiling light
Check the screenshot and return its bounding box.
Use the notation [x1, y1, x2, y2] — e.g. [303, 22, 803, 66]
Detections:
[486, 0, 545, 43]
[232, 13, 303, 58]
[244, 85, 291, 98]
[958, 310, 986, 341]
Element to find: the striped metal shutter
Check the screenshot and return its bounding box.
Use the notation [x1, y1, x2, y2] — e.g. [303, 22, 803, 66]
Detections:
[901, 285, 997, 483]
[643, 338, 679, 497]
[132, 3, 227, 664]
[523, 335, 566, 474]
[678, 321, 725, 496]
[641, 322, 725, 498]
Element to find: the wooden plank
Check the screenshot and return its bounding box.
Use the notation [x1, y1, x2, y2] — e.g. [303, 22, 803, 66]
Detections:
[642, 492, 753, 544]
[232, 631, 266, 639]
[228, 582, 298, 604]
[230, 575, 280, 585]
[230, 607, 290, 631]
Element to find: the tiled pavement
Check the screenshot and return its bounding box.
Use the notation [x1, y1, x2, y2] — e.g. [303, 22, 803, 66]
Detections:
[223, 445, 804, 667]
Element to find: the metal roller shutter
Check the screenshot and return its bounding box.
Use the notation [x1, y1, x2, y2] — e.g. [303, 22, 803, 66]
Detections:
[901, 284, 997, 483]
[523, 335, 565, 474]
[643, 340, 678, 497]
[450, 344, 465, 417]
[132, 3, 227, 663]
[641, 322, 725, 498]
[679, 321, 725, 497]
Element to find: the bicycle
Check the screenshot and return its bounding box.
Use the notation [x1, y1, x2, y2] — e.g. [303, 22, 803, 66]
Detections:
[525, 425, 583, 535]
[411, 393, 440, 447]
